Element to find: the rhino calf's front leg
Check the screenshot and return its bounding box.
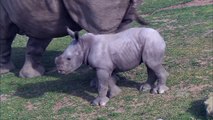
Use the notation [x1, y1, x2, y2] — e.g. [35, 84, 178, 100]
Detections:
[92, 69, 110, 106]
[90, 74, 122, 98]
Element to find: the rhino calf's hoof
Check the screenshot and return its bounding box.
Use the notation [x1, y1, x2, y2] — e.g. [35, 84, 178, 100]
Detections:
[19, 65, 45, 78]
[152, 85, 169, 94]
[139, 83, 153, 92]
[0, 61, 15, 74]
[91, 97, 109, 106]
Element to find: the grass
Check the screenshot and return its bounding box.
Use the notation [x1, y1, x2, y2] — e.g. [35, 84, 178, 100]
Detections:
[1, 0, 213, 120]
[139, 0, 193, 14]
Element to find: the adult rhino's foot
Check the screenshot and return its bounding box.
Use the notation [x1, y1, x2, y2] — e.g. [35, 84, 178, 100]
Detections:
[91, 96, 109, 106]
[139, 83, 153, 92]
[0, 61, 15, 74]
[108, 86, 122, 98]
[19, 64, 45, 78]
[152, 84, 169, 94]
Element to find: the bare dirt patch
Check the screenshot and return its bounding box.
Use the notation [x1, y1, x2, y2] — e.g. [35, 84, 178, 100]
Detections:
[0, 94, 11, 102]
[187, 84, 212, 94]
[53, 97, 74, 113]
[25, 102, 37, 111]
[203, 30, 213, 37]
[161, 0, 213, 10]
[161, 83, 212, 101]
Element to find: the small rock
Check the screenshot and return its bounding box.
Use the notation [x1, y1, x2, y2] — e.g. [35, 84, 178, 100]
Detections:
[156, 119, 164, 120]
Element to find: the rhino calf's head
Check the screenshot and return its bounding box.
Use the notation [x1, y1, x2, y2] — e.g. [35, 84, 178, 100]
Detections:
[55, 28, 84, 74]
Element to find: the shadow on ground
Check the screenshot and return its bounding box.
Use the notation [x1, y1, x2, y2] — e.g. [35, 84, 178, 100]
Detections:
[11, 47, 62, 77]
[187, 100, 208, 120]
[14, 69, 141, 103]
[12, 47, 141, 103]
[14, 67, 97, 102]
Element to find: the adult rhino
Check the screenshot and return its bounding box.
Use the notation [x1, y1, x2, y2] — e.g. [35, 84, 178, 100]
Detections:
[0, 0, 147, 78]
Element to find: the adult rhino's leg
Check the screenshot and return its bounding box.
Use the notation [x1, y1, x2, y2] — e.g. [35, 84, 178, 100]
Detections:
[0, 5, 17, 74]
[19, 37, 52, 78]
[139, 66, 157, 92]
[0, 31, 16, 74]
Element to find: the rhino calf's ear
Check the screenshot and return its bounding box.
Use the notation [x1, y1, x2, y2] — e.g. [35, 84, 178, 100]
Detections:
[74, 31, 79, 41]
[67, 27, 79, 41]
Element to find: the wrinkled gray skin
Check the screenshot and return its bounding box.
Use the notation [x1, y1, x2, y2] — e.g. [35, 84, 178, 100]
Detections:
[55, 27, 169, 106]
[0, 0, 147, 78]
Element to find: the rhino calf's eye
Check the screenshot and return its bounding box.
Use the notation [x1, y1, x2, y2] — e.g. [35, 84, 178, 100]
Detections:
[67, 58, 71, 61]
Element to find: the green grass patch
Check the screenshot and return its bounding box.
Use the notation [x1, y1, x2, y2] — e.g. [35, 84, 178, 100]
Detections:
[139, 0, 193, 14]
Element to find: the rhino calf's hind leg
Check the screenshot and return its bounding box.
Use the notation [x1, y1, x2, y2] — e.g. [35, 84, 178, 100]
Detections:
[140, 34, 169, 94]
[107, 74, 122, 98]
[19, 37, 52, 78]
[140, 66, 157, 92]
[90, 77, 98, 88]
[151, 65, 169, 94]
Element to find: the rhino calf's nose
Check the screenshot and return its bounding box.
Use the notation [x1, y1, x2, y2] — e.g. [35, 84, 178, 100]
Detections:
[55, 57, 58, 62]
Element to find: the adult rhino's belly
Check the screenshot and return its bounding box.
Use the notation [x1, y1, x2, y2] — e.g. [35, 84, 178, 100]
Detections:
[1, 0, 81, 38]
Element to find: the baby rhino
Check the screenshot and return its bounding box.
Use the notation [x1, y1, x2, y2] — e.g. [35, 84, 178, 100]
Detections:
[55, 27, 169, 106]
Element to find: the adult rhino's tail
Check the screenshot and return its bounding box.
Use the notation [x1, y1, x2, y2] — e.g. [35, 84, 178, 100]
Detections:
[132, 0, 149, 25]
[134, 10, 148, 25]
[117, 0, 148, 32]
